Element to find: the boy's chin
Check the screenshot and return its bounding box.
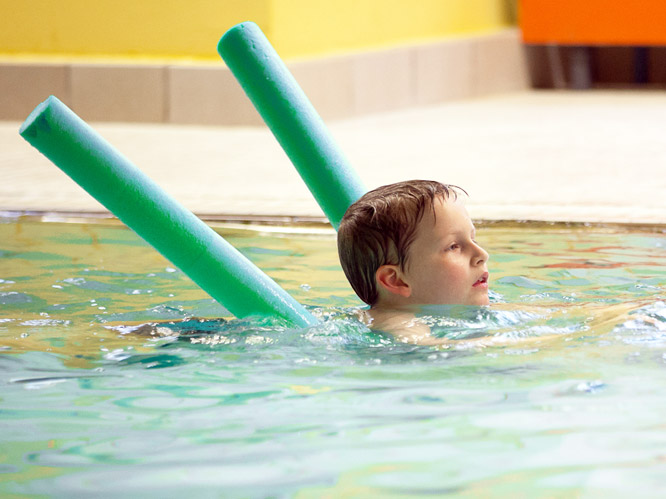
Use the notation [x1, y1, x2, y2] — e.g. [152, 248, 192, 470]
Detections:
[473, 296, 491, 306]
[469, 290, 490, 306]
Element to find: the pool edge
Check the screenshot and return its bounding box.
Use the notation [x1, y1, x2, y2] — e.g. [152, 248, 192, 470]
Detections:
[2, 209, 665, 234]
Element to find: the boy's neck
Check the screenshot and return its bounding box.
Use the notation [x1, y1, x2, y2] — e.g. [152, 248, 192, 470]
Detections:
[363, 306, 435, 344]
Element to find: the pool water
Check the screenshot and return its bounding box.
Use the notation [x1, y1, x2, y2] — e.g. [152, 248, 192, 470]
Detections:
[2, 216, 666, 497]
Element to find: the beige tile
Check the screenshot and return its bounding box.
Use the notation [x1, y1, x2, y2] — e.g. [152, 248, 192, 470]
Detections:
[168, 66, 263, 126]
[414, 39, 475, 105]
[474, 29, 529, 96]
[0, 63, 70, 120]
[288, 56, 355, 121]
[70, 64, 166, 122]
[352, 47, 414, 115]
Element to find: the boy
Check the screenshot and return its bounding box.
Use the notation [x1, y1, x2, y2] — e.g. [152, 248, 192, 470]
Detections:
[337, 180, 490, 344]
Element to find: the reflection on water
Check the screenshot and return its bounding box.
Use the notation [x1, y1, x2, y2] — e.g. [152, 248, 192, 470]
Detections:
[1, 217, 665, 496]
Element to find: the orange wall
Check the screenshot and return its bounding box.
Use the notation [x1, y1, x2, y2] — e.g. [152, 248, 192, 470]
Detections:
[521, 0, 666, 45]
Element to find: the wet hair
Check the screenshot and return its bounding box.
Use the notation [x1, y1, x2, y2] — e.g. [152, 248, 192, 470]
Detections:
[337, 180, 465, 306]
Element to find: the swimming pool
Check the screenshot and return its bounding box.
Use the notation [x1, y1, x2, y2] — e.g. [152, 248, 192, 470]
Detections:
[2, 215, 666, 496]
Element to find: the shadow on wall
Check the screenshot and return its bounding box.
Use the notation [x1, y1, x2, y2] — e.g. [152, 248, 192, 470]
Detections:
[503, 0, 519, 25]
[525, 46, 666, 90]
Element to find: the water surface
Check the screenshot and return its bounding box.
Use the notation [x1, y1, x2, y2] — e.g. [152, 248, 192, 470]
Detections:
[1, 217, 665, 497]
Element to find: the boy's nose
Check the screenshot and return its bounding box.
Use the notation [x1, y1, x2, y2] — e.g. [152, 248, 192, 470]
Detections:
[473, 244, 489, 265]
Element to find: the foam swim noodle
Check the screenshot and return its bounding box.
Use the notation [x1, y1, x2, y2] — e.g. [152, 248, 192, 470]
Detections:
[19, 96, 318, 327]
[218, 22, 366, 230]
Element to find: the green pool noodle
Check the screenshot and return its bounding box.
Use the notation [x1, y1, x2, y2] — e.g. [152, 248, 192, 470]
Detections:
[218, 22, 366, 230]
[19, 96, 318, 328]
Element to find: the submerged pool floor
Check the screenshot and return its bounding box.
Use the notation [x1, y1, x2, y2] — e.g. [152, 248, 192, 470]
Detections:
[1, 217, 666, 496]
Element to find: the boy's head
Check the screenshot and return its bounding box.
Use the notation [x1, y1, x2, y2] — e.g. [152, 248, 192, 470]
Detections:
[337, 180, 489, 308]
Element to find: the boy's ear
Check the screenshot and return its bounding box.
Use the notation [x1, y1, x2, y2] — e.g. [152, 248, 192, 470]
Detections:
[375, 265, 412, 298]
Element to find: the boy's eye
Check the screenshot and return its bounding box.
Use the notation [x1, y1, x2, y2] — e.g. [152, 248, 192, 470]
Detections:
[447, 243, 460, 251]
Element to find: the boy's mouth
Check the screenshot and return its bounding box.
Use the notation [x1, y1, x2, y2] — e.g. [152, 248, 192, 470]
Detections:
[473, 272, 489, 287]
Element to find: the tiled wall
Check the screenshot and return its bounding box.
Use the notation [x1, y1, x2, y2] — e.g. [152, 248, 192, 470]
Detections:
[0, 29, 528, 125]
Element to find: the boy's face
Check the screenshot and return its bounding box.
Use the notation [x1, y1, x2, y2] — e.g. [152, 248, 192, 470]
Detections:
[400, 196, 489, 306]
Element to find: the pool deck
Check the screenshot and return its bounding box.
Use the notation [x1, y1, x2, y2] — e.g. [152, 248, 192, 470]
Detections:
[1, 90, 665, 227]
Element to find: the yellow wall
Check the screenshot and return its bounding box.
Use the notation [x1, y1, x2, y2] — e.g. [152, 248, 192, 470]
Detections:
[271, 0, 515, 59]
[0, 0, 515, 61]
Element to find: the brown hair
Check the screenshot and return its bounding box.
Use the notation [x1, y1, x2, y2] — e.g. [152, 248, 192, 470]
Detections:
[337, 180, 465, 306]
